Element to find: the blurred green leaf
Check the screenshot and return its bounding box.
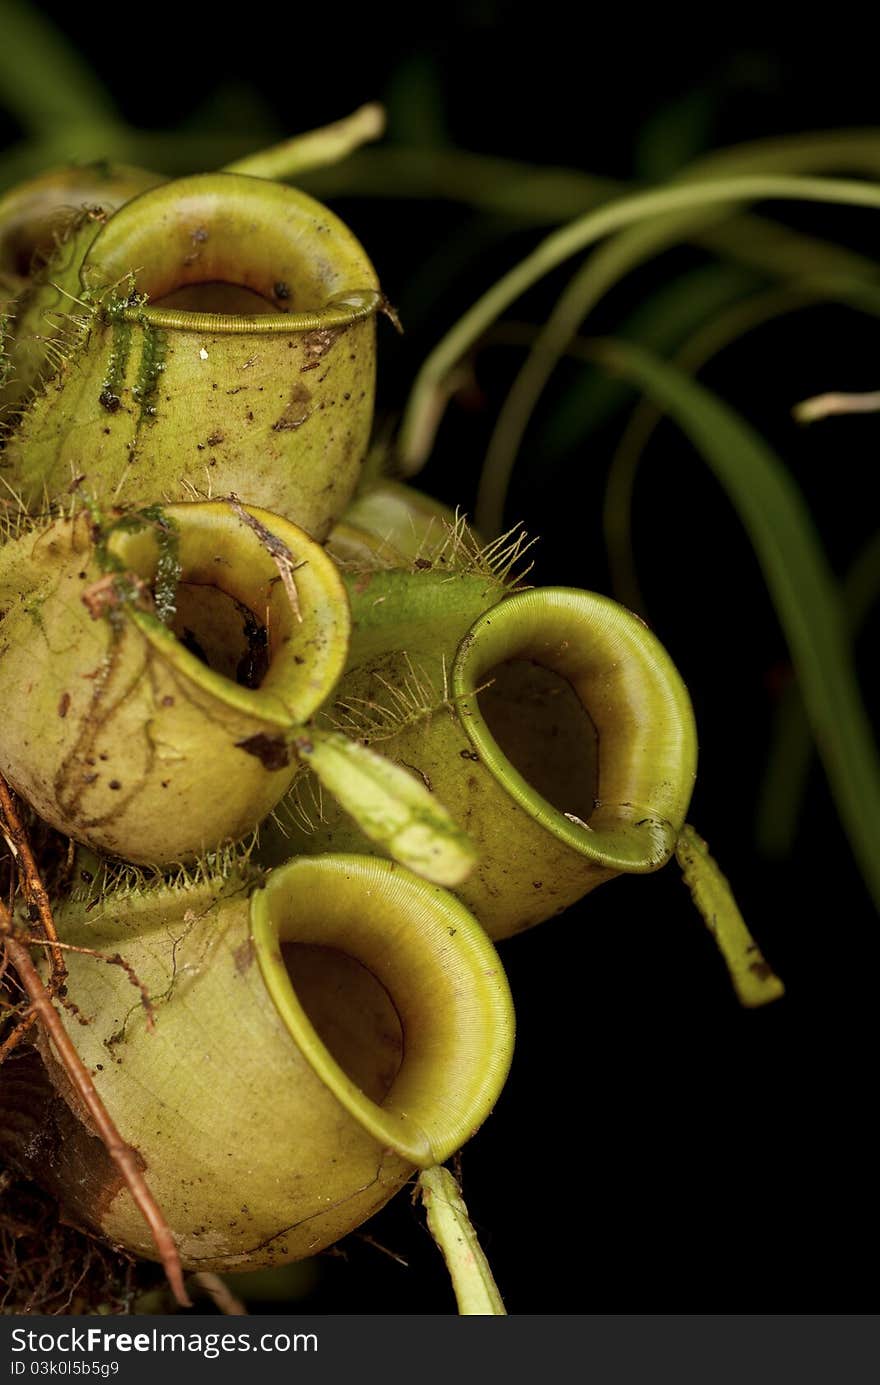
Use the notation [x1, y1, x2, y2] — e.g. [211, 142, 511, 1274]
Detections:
[300, 146, 620, 221]
[756, 528, 880, 859]
[544, 219, 880, 464]
[635, 84, 718, 180]
[682, 128, 880, 179]
[0, 0, 118, 133]
[300, 132, 880, 317]
[540, 261, 761, 458]
[386, 53, 450, 148]
[703, 213, 880, 282]
[303, 128, 880, 222]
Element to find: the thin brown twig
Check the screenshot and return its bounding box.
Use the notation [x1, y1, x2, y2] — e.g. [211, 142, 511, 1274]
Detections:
[0, 918, 190, 1307]
[227, 493, 303, 622]
[13, 937, 156, 1032]
[357, 1233, 409, 1268]
[0, 1009, 37, 1062]
[0, 777, 66, 988]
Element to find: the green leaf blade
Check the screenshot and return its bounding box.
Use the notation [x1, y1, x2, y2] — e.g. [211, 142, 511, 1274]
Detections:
[299, 730, 476, 888]
[591, 338, 880, 908]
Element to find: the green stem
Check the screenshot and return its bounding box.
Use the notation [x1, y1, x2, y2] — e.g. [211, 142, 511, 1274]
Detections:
[675, 824, 784, 1009]
[224, 104, 386, 182]
[419, 1165, 506, 1316]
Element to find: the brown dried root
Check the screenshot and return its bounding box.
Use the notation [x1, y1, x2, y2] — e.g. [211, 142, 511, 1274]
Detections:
[0, 1169, 149, 1314]
[12, 935, 157, 1032]
[0, 925, 190, 1306]
[0, 777, 66, 996]
[0, 784, 189, 1307]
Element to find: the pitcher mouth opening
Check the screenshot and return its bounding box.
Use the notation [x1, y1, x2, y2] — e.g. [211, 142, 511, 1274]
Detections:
[104, 501, 349, 727]
[278, 942, 405, 1104]
[79, 173, 382, 336]
[251, 854, 515, 1167]
[169, 583, 270, 690]
[452, 587, 698, 873]
[476, 656, 599, 826]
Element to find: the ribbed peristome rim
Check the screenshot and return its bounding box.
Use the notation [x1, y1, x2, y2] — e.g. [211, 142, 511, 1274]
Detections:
[80, 172, 382, 334]
[452, 586, 698, 873]
[251, 854, 515, 1166]
[108, 501, 350, 728]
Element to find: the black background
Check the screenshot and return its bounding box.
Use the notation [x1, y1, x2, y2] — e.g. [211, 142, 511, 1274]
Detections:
[2, 1, 877, 1312]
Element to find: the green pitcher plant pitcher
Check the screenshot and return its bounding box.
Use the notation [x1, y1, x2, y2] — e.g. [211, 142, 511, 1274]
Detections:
[0, 162, 164, 415]
[2, 172, 382, 538]
[259, 561, 698, 938]
[0, 854, 514, 1270]
[0, 501, 474, 883]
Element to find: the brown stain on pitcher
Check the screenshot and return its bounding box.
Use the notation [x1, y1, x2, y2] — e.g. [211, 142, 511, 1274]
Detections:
[271, 381, 312, 433]
[299, 326, 342, 373]
[53, 628, 154, 832]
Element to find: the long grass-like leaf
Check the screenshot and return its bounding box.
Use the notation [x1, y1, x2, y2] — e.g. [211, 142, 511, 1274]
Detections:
[756, 529, 880, 859]
[397, 174, 880, 502]
[584, 337, 880, 908]
[314, 135, 880, 468]
[543, 215, 880, 459]
[603, 275, 880, 613]
[451, 131, 880, 534]
[541, 261, 762, 458]
[301, 135, 880, 303]
[300, 145, 621, 221]
[301, 140, 880, 318]
[680, 129, 880, 179]
[475, 180, 880, 535]
[224, 104, 385, 181]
